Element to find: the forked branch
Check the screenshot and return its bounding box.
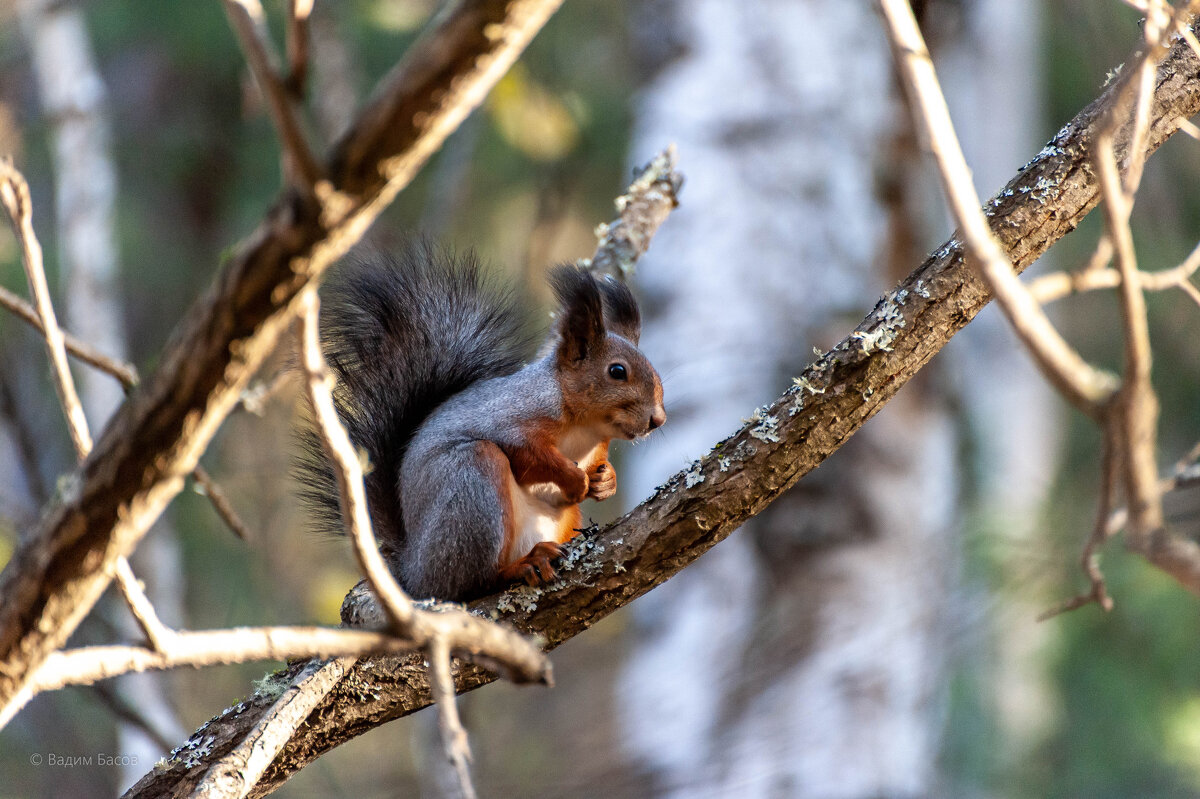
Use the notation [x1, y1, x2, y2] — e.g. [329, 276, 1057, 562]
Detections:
[0, 0, 566, 718]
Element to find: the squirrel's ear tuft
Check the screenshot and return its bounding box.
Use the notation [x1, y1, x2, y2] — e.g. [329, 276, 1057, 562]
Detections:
[549, 265, 605, 363]
[597, 276, 641, 345]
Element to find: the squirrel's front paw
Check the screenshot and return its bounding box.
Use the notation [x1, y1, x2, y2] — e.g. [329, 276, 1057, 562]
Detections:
[560, 468, 589, 505]
[498, 541, 564, 587]
[586, 461, 617, 501]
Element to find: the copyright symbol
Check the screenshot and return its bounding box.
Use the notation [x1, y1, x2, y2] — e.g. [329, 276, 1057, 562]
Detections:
[29, 753, 42, 766]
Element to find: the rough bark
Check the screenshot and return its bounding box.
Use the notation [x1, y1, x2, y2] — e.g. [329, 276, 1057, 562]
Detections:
[124, 29, 1200, 799]
[0, 0, 564, 715]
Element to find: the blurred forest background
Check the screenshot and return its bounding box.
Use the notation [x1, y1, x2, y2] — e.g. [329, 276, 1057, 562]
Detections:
[1, 0, 1200, 797]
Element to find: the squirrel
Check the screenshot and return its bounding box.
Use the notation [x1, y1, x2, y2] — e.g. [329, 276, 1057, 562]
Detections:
[296, 241, 666, 602]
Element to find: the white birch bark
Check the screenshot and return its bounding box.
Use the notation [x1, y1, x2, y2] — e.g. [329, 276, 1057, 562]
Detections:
[17, 1, 187, 789]
[618, 2, 962, 795]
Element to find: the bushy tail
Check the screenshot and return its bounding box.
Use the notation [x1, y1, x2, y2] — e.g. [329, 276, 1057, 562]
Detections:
[294, 241, 531, 555]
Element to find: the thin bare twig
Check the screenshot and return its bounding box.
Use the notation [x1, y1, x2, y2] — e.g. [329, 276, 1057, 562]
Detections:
[1105, 455, 1200, 541]
[113, 558, 174, 653]
[1026, 235, 1115, 303]
[1175, 438, 1200, 474]
[878, 0, 1119, 419]
[1040, 420, 1119, 621]
[1178, 277, 1200, 310]
[0, 283, 139, 388]
[85, 682, 179, 754]
[20, 627, 428, 695]
[1028, 266, 1120, 304]
[0, 625, 429, 730]
[1119, 0, 1170, 194]
[429, 636, 476, 799]
[1088, 3, 1190, 561]
[223, 0, 324, 190]
[1135, 240, 1200, 289]
[295, 287, 418, 632]
[1029, 236, 1200, 304]
[0, 159, 93, 456]
[1179, 117, 1200, 139]
[1097, 134, 1166, 540]
[192, 465, 251, 541]
[1084, 234, 1116, 273]
[1079, 421, 1120, 611]
[285, 0, 313, 99]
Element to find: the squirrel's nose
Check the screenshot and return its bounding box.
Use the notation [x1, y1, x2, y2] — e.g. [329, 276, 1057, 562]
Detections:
[648, 408, 666, 431]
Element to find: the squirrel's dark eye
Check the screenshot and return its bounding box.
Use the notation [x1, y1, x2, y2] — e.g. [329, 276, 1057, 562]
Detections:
[608, 363, 628, 381]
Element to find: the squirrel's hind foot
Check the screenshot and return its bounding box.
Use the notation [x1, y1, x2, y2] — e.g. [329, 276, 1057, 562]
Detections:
[498, 541, 564, 587]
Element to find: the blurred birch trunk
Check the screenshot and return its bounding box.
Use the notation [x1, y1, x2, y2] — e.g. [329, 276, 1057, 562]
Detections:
[18, 1, 187, 790]
[936, 0, 1060, 780]
[619, 2, 1048, 795]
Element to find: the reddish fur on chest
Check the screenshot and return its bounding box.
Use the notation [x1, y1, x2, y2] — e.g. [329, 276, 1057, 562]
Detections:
[502, 420, 578, 490]
[495, 420, 607, 568]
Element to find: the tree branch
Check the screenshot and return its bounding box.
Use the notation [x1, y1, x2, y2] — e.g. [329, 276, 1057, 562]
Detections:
[1028, 236, 1200, 303]
[580, 145, 682, 280]
[284, 0, 313, 99]
[112, 558, 174, 654]
[1098, 129, 1168, 539]
[222, 0, 324, 190]
[121, 26, 1200, 798]
[192, 656, 353, 799]
[1039, 422, 1119, 621]
[429, 635, 476, 799]
[191, 465, 252, 541]
[0, 282, 140, 388]
[294, 288, 417, 633]
[0, 0, 565, 721]
[27, 627, 433, 694]
[0, 159, 94, 456]
[1097, 2, 1178, 550]
[878, 0, 1118, 420]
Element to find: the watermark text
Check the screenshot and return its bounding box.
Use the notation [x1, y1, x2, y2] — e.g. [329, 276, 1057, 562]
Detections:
[28, 752, 139, 768]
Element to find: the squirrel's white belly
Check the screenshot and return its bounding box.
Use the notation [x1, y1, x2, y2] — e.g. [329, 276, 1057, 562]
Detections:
[502, 476, 565, 565]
